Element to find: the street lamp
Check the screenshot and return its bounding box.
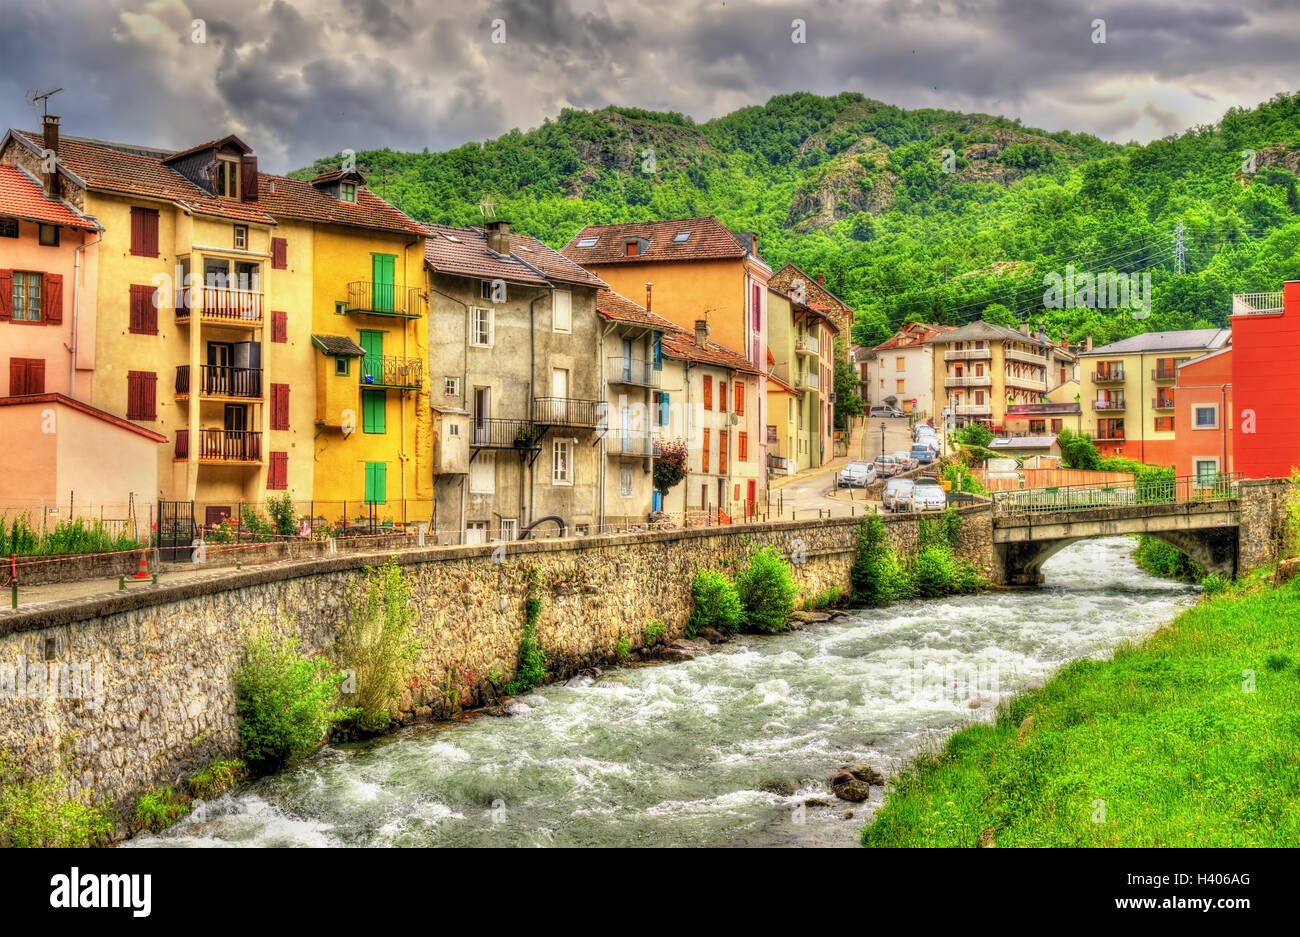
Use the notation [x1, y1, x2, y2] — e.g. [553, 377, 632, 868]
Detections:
[880, 421, 887, 457]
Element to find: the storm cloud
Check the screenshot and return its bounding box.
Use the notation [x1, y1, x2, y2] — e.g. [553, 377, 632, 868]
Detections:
[0, 0, 1294, 172]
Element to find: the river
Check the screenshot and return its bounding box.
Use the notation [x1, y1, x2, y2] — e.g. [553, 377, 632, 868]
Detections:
[129, 537, 1197, 848]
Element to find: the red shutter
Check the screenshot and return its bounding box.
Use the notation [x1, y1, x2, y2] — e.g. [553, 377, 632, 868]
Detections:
[271, 384, 290, 430]
[42, 273, 63, 325]
[241, 156, 259, 201]
[28, 359, 44, 395]
[703, 375, 712, 410]
[268, 452, 288, 489]
[271, 237, 287, 270]
[127, 371, 157, 420]
[129, 284, 158, 334]
[271, 310, 287, 343]
[735, 380, 744, 415]
[0, 269, 11, 321]
[9, 359, 27, 395]
[130, 208, 159, 258]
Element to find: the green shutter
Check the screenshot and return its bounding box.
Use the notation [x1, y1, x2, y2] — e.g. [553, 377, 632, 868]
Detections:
[359, 329, 383, 385]
[362, 389, 386, 433]
[371, 254, 395, 312]
[652, 331, 663, 370]
[364, 461, 387, 504]
[658, 391, 670, 426]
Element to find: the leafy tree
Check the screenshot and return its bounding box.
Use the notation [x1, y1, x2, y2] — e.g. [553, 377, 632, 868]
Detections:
[653, 439, 689, 495]
[734, 547, 798, 633]
[1057, 428, 1102, 470]
[832, 338, 864, 429]
[956, 423, 994, 448]
[687, 569, 742, 636]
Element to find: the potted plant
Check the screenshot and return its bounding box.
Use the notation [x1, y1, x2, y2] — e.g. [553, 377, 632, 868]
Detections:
[513, 426, 534, 448]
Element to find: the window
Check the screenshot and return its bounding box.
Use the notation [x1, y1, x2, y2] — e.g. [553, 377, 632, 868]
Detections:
[619, 465, 634, 498]
[1194, 405, 1218, 429]
[270, 384, 290, 431]
[444, 377, 460, 396]
[364, 461, 387, 504]
[719, 431, 728, 474]
[268, 452, 288, 490]
[126, 371, 157, 420]
[576, 236, 598, 248]
[672, 232, 690, 243]
[130, 207, 159, 257]
[340, 182, 357, 203]
[8, 358, 45, 396]
[552, 289, 571, 332]
[470, 452, 495, 494]
[625, 240, 639, 257]
[272, 237, 288, 270]
[215, 158, 239, 198]
[975, 363, 984, 376]
[700, 484, 708, 511]
[480, 280, 504, 302]
[752, 283, 761, 331]
[552, 439, 572, 484]
[271, 310, 288, 343]
[0, 218, 16, 238]
[1154, 416, 1174, 433]
[702, 428, 711, 473]
[896, 356, 905, 372]
[738, 431, 748, 461]
[470, 306, 493, 347]
[897, 379, 906, 393]
[735, 380, 745, 415]
[128, 284, 158, 334]
[1030, 419, 1046, 434]
[1051, 418, 1063, 433]
[38, 224, 59, 247]
[335, 357, 350, 376]
[9, 272, 43, 321]
[361, 389, 386, 433]
[500, 518, 518, 541]
[703, 375, 713, 410]
[655, 390, 670, 427]
[974, 391, 984, 404]
[719, 381, 727, 413]
[234, 225, 248, 250]
[1194, 459, 1220, 487]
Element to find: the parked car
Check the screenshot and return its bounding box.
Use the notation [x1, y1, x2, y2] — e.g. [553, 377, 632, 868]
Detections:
[910, 477, 948, 512]
[874, 455, 901, 478]
[911, 443, 936, 465]
[869, 405, 905, 418]
[914, 425, 938, 442]
[882, 478, 915, 512]
[837, 461, 877, 488]
[893, 450, 917, 472]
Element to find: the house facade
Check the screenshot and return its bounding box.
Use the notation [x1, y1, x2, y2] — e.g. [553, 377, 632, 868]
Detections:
[767, 263, 853, 364]
[861, 321, 952, 416]
[1173, 347, 1233, 484]
[1228, 284, 1300, 480]
[925, 321, 1067, 430]
[766, 287, 838, 471]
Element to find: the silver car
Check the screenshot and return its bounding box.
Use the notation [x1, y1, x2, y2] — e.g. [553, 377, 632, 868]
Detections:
[882, 478, 915, 512]
[837, 461, 877, 488]
[910, 478, 948, 512]
[893, 450, 917, 472]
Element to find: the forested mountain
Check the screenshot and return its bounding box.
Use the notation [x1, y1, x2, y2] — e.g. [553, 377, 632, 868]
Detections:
[297, 91, 1300, 347]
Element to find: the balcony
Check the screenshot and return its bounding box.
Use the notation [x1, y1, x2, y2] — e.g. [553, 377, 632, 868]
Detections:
[190, 429, 262, 463]
[175, 365, 263, 399]
[1152, 397, 1175, 411]
[953, 403, 992, 416]
[470, 418, 539, 449]
[1151, 368, 1176, 382]
[532, 397, 607, 429]
[175, 286, 263, 325]
[606, 357, 660, 388]
[1232, 292, 1283, 316]
[342, 281, 424, 319]
[1006, 373, 1048, 392]
[1091, 369, 1126, 384]
[800, 372, 820, 390]
[944, 375, 992, 389]
[1095, 425, 1126, 442]
[944, 348, 992, 362]
[796, 334, 820, 356]
[1091, 399, 1127, 412]
[1005, 347, 1048, 367]
[360, 355, 423, 390]
[606, 432, 654, 457]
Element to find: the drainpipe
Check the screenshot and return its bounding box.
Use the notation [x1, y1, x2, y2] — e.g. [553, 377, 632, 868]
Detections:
[400, 237, 419, 511]
[69, 228, 103, 398]
[428, 282, 470, 539]
[1221, 382, 1229, 474]
[527, 292, 543, 525]
[598, 320, 617, 531]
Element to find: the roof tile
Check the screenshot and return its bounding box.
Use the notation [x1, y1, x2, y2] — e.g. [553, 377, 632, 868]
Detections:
[562, 216, 755, 265]
[0, 164, 97, 230]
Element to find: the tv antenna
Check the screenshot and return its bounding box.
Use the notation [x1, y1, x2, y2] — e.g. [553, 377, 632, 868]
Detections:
[27, 88, 63, 116]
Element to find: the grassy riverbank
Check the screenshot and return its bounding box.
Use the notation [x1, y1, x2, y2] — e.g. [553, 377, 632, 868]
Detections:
[862, 568, 1300, 847]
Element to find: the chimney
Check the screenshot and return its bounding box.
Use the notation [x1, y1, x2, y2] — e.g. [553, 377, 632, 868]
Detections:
[1086, 335, 1094, 351]
[694, 318, 710, 348]
[41, 114, 60, 197]
[1019, 322, 1031, 336]
[484, 220, 512, 256]
[1037, 326, 1048, 344]
[645, 282, 653, 313]
[750, 232, 759, 254]
[817, 273, 825, 287]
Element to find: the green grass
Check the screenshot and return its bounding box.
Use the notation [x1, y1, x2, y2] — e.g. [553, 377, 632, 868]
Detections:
[862, 570, 1300, 847]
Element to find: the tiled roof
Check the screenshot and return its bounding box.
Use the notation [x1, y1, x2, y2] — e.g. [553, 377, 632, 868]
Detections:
[922, 320, 1047, 345]
[873, 322, 953, 352]
[425, 223, 605, 288]
[0, 393, 167, 442]
[767, 372, 796, 393]
[596, 289, 688, 333]
[769, 263, 853, 314]
[312, 334, 366, 356]
[256, 173, 426, 236]
[660, 333, 761, 374]
[0, 164, 97, 230]
[1084, 329, 1231, 356]
[562, 216, 755, 265]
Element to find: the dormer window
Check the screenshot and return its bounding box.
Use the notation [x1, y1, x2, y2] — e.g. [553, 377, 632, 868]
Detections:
[625, 240, 639, 257]
[215, 157, 240, 198]
[340, 182, 357, 203]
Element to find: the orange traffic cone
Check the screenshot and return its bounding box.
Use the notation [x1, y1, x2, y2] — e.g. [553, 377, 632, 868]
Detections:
[133, 548, 150, 580]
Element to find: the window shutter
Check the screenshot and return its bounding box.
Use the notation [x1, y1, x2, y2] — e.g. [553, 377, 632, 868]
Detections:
[130, 207, 159, 258]
[719, 381, 727, 413]
[271, 384, 290, 430]
[268, 452, 288, 489]
[652, 331, 663, 370]
[702, 428, 710, 473]
[0, 269, 11, 321]
[735, 380, 744, 415]
[129, 284, 158, 334]
[659, 391, 669, 427]
[28, 359, 44, 395]
[271, 310, 287, 343]
[703, 375, 712, 410]
[271, 237, 287, 270]
[752, 284, 760, 330]
[41, 272, 63, 325]
[127, 371, 157, 420]
[241, 156, 259, 201]
[8, 361, 20, 396]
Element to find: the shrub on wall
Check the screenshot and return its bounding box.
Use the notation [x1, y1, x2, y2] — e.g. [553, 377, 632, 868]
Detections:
[735, 546, 798, 633]
[505, 567, 546, 695]
[851, 515, 911, 606]
[687, 569, 742, 636]
[0, 747, 111, 848]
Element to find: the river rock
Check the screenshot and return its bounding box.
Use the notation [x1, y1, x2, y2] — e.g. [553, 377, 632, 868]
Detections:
[842, 810, 855, 820]
[501, 700, 530, 716]
[761, 780, 796, 796]
[698, 628, 728, 644]
[803, 797, 833, 807]
[832, 778, 871, 803]
[789, 611, 831, 623]
[1275, 556, 1300, 587]
[840, 763, 886, 786]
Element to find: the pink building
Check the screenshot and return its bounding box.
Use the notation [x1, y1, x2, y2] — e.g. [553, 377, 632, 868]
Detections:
[0, 162, 100, 399]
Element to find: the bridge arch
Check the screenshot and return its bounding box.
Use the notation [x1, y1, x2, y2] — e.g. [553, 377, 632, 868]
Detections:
[995, 527, 1238, 586]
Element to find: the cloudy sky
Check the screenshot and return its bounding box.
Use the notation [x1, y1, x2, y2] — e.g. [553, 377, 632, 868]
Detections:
[0, 0, 1295, 173]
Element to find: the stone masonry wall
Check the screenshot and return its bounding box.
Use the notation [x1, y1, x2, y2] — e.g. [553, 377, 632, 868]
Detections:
[0, 505, 991, 834]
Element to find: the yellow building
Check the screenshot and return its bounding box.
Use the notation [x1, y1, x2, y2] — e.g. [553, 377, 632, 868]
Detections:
[1, 122, 427, 531]
[766, 288, 838, 471]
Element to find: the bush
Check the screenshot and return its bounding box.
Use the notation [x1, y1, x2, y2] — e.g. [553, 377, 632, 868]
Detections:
[1133, 535, 1203, 582]
[735, 547, 798, 633]
[687, 569, 742, 636]
[267, 493, 297, 537]
[1057, 428, 1102, 470]
[0, 748, 112, 848]
[334, 558, 422, 734]
[912, 543, 960, 597]
[133, 786, 190, 834]
[615, 637, 631, 660]
[1201, 574, 1228, 596]
[505, 568, 546, 695]
[644, 619, 667, 644]
[234, 629, 349, 772]
[955, 423, 993, 449]
[851, 514, 911, 606]
[239, 505, 275, 542]
[187, 759, 247, 800]
[0, 513, 142, 556]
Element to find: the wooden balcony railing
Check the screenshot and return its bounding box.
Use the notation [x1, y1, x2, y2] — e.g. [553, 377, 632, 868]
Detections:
[360, 355, 422, 389]
[1005, 347, 1048, 366]
[944, 348, 992, 362]
[1091, 399, 1127, 411]
[197, 429, 262, 463]
[176, 286, 263, 323]
[944, 375, 992, 389]
[532, 397, 606, 429]
[175, 365, 263, 398]
[343, 281, 424, 319]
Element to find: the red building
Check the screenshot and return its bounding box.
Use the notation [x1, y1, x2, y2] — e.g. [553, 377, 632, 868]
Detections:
[1173, 347, 1232, 484]
[1231, 281, 1300, 479]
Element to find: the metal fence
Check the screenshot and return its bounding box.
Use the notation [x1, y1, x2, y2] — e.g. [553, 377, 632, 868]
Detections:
[992, 473, 1239, 515]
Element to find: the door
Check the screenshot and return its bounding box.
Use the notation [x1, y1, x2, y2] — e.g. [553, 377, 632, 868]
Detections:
[359, 330, 383, 385]
[747, 479, 757, 516]
[551, 368, 568, 422]
[207, 342, 232, 395]
[621, 337, 634, 382]
[473, 386, 491, 444]
[372, 254, 395, 312]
